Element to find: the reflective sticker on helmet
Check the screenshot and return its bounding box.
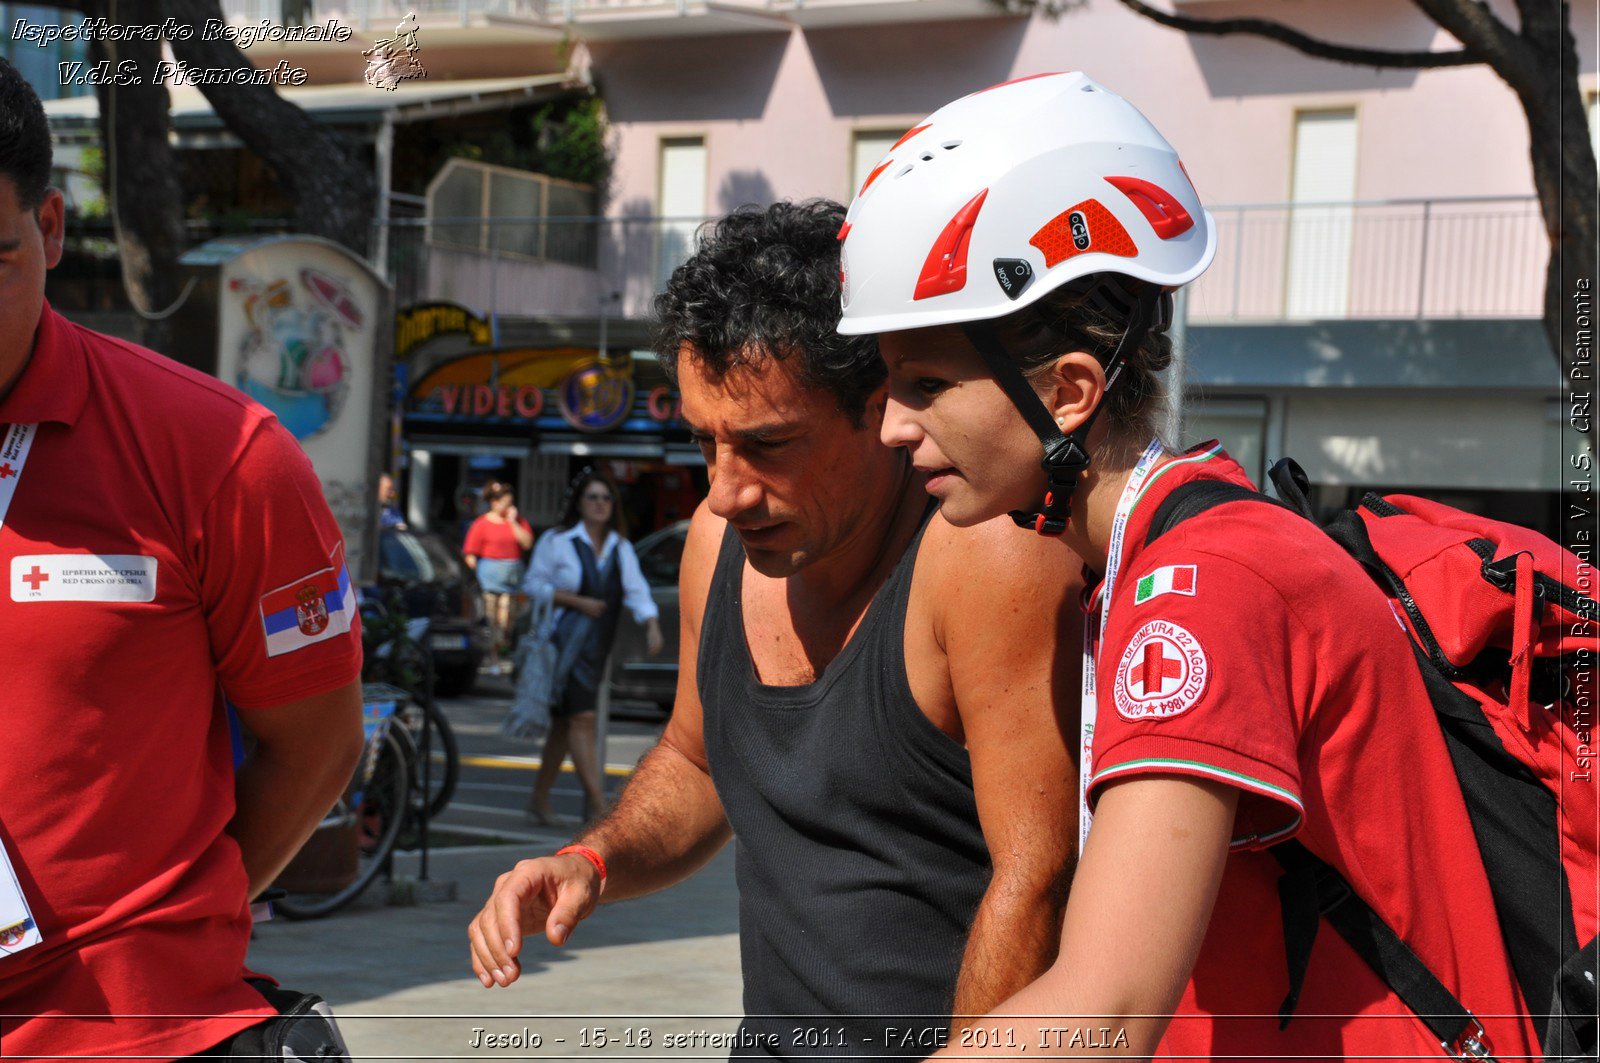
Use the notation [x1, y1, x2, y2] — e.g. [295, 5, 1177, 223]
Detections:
[1030, 199, 1136, 268]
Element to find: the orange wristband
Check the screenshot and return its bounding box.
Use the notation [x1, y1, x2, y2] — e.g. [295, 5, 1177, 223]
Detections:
[556, 844, 607, 886]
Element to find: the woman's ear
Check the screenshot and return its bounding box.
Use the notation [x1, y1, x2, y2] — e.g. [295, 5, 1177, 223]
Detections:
[1046, 352, 1107, 435]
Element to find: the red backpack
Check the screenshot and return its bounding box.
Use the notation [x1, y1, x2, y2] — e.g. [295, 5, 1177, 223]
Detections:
[1149, 459, 1598, 1062]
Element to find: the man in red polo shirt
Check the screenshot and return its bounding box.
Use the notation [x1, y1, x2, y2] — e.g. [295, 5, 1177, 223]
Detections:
[0, 60, 365, 1060]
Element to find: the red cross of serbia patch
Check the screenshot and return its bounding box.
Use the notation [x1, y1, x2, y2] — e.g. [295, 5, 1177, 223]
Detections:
[1114, 619, 1210, 721]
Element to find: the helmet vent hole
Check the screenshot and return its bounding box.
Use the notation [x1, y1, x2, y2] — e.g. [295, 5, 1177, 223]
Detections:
[1081, 85, 1095, 92]
[896, 164, 915, 178]
[920, 152, 935, 161]
[942, 141, 962, 150]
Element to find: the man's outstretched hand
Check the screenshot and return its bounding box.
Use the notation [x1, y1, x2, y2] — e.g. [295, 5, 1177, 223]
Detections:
[468, 853, 603, 987]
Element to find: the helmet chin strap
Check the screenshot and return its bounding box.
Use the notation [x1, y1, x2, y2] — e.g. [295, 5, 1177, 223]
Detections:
[960, 282, 1169, 536]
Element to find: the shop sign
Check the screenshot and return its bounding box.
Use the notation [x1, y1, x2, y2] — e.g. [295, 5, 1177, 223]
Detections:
[433, 384, 546, 419]
[647, 387, 681, 423]
[396, 302, 492, 359]
[559, 361, 635, 433]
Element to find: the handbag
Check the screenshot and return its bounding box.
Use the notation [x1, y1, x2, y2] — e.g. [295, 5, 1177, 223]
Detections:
[502, 594, 558, 740]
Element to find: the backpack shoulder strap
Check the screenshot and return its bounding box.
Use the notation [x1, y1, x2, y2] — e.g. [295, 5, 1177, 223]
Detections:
[1145, 472, 1511, 1060]
[1145, 477, 1292, 547]
[1272, 840, 1497, 1059]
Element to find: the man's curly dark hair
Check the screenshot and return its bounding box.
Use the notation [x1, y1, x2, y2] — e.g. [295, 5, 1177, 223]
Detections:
[652, 199, 883, 426]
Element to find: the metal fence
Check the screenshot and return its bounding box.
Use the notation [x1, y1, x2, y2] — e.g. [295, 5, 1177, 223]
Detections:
[378, 194, 1548, 327]
[1187, 195, 1545, 322]
[219, 0, 550, 27]
[48, 195, 1547, 326]
[380, 214, 714, 322]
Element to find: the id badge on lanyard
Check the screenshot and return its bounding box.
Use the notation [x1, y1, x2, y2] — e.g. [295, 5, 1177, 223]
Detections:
[0, 422, 45, 957]
[1077, 437, 1165, 855]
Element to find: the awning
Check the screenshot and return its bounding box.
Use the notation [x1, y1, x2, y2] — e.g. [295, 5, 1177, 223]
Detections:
[44, 73, 580, 146]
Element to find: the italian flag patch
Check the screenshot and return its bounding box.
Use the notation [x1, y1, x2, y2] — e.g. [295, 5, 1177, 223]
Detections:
[1134, 564, 1197, 605]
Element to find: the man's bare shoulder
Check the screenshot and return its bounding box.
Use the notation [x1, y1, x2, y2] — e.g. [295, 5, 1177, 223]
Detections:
[921, 511, 1085, 598]
[680, 501, 730, 627]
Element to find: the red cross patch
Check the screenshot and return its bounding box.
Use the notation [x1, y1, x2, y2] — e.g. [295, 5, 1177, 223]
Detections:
[1113, 619, 1209, 721]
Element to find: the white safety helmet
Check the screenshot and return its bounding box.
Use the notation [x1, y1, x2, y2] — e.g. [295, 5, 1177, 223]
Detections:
[836, 72, 1216, 536]
[837, 71, 1215, 336]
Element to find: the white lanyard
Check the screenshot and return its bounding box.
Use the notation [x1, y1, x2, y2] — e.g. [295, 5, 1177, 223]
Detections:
[0, 422, 42, 957]
[0, 423, 37, 534]
[1078, 436, 1166, 854]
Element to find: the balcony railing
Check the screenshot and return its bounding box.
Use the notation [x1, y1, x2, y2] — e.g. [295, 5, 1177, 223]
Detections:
[219, 1, 550, 29]
[223, 0, 1005, 31]
[376, 194, 1547, 326]
[1188, 194, 1545, 322]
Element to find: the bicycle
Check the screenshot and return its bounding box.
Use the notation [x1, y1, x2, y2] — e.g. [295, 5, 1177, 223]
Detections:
[270, 594, 461, 920]
[368, 612, 460, 821]
[271, 684, 418, 920]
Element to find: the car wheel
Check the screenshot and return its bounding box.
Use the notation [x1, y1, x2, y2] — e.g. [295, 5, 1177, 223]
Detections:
[434, 663, 477, 698]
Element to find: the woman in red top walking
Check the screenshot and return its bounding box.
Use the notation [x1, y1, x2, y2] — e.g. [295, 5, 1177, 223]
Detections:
[462, 481, 534, 674]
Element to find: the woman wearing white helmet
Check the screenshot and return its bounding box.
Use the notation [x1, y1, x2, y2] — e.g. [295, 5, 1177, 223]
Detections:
[840, 73, 1536, 1060]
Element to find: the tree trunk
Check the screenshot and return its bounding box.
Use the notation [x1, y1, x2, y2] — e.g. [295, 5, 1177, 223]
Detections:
[162, 0, 375, 255]
[1510, 5, 1598, 435]
[87, 3, 187, 354]
[1514, 6, 1599, 543]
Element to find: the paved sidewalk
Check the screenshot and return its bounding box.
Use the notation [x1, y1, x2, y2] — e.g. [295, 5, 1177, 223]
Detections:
[247, 835, 743, 1061]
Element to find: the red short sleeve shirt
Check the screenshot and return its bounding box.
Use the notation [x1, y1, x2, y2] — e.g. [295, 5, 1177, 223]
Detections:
[462, 514, 533, 560]
[0, 307, 362, 1060]
[1085, 444, 1538, 1060]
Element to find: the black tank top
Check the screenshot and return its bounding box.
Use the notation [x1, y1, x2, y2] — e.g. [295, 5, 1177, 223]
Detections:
[698, 514, 990, 1059]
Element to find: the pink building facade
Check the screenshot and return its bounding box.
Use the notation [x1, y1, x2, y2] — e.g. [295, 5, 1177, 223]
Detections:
[580, 0, 1593, 523]
[38, 0, 1596, 527]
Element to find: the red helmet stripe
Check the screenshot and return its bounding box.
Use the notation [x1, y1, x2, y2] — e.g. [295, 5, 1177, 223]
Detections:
[858, 159, 893, 198]
[973, 72, 1071, 96]
[837, 221, 852, 242]
[890, 124, 931, 151]
[1105, 176, 1194, 239]
[913, 189, 989, 301]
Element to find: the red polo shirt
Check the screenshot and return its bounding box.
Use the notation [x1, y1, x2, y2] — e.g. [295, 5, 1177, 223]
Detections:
[0, 306, 362, 1060]
[1086, 443, 1539, 1060]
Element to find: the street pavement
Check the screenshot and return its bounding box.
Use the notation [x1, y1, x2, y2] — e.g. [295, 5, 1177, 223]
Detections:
[247, 675, 744, 1061]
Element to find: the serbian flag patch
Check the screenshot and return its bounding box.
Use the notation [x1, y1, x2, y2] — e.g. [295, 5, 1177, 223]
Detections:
[259, 545, 356, 658]
[1134, 564, 1197, 605]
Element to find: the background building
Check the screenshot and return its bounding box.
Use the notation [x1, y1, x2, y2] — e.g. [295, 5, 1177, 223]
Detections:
[33, 0, 1600, 537]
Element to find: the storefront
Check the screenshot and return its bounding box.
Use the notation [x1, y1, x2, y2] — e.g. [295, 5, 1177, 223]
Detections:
[395, 302, 705, 544]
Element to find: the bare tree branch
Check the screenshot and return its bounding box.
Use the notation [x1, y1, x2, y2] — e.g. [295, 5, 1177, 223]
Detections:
[1409, 0, 1537, 90]
[1111, 0, 1482, 69]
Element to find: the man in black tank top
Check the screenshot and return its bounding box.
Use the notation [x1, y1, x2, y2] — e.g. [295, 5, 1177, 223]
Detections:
[470, 202, 1083, 1058]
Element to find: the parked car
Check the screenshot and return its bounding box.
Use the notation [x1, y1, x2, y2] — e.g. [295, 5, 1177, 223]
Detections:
[608, 520, 688, 715]
[375, 527, 492, 697]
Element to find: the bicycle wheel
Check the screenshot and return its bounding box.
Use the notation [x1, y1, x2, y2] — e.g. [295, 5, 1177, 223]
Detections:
[273, 726, 415, 920]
